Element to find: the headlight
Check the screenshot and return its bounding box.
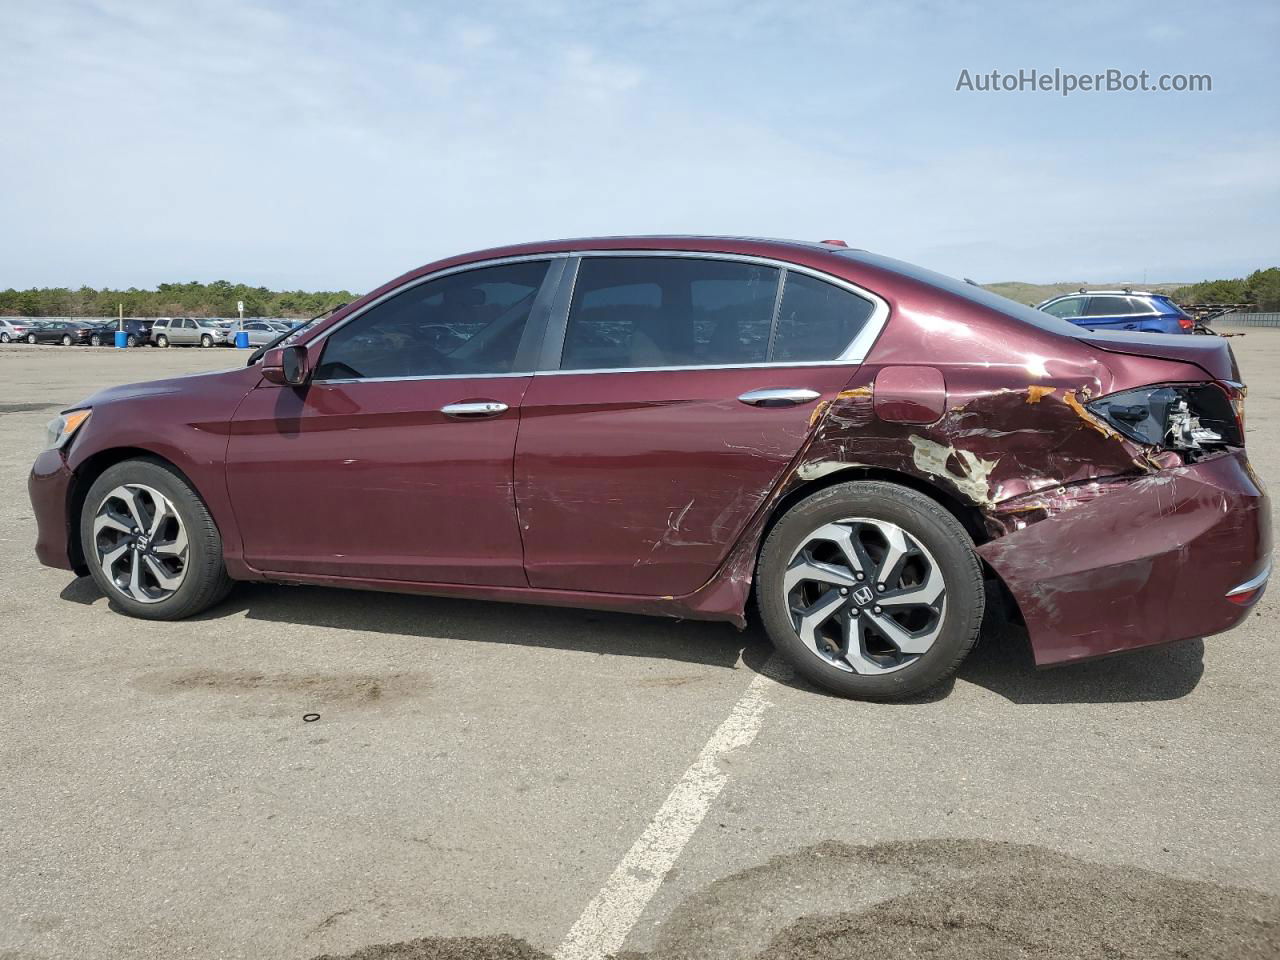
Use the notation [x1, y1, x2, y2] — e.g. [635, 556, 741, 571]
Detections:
[45, 409, 91, 450]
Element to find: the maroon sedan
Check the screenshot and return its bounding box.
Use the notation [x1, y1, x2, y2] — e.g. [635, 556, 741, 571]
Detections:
[29, 237, 1270, 699]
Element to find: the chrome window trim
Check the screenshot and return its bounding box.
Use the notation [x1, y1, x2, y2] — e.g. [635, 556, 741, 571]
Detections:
[311, 371, 536, 385]
[304, 248, 891, 384]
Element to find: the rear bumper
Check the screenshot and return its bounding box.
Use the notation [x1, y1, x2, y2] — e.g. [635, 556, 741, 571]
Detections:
[979, 450, 1271, 665]
[29, 449, 78, 572]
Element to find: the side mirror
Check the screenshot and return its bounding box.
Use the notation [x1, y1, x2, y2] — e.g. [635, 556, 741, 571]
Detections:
[261, 345, 312, 386]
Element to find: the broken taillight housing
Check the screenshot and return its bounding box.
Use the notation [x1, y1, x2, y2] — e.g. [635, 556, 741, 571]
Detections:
[1088, 384, 1243, 451]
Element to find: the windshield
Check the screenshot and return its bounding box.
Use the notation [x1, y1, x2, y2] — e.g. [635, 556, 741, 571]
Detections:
[838, 251, 1088, 337]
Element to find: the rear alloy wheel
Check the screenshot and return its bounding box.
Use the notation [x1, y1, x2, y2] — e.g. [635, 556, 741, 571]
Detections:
[27, 334, 37, 344]
[200, 334, 213, 348]
[757, 481, 984, 700]
[126, 334, 138, 347]
[61, 334, 73, 346]
[81, 459, 234, 619]
[155, 334, 169, 348]
[90, 334, 103, 346]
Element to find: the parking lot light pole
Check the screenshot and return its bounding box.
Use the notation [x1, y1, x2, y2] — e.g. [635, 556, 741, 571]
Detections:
[114, 302, 127, 349]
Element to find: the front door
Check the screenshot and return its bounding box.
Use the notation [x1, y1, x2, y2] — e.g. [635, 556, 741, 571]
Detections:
[515, 254, 884, 598]
[226, 258, 559, 586]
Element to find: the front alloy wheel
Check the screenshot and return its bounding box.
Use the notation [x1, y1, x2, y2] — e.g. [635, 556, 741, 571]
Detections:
[785, 518, 946, 675]
[92, 484, 189, 603]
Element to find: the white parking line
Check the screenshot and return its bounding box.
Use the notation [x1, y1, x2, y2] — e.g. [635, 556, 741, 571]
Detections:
[553, 664, 780, 960]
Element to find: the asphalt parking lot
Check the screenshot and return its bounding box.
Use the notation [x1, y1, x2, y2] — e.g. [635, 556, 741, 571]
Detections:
[1, 337, 1278, 959]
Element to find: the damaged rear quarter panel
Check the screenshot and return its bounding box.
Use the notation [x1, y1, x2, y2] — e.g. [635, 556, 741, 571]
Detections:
[685, 278, 1242, 656]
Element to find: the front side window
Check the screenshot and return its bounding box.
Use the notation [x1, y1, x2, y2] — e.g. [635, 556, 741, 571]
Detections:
[1043, 297, 1086, 319]
[314, 261, 549, 380]
[1084, 296, 1134, 316]
[771, 272, 876, 363]
[562, 257, 778, 370]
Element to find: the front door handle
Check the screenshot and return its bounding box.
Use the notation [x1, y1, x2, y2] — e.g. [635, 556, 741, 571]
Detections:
[737, 388, 822, 407]
[441, 401, 509, 419]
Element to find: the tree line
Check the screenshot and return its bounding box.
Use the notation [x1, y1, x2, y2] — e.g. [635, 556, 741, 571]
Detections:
[1170, 267, 1280, 311]
[0, 280, 358, 319]
[4, 267, 1277, 319]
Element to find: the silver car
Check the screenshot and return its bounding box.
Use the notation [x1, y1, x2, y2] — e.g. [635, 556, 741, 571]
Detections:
[234, 321, 286, 347]
[151, 317, 228, 348]
[0, 319, 33, 343]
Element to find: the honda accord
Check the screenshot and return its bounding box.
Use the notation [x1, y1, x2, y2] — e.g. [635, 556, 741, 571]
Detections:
[28, 237, 1270, 700]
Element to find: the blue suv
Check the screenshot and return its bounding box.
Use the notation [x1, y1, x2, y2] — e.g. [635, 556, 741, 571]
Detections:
[1036, 289, 1194, 335]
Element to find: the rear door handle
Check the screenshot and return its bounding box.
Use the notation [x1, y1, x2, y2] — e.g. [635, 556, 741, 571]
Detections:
[441, 401, 509, 419]
[737, 388, 822, 407]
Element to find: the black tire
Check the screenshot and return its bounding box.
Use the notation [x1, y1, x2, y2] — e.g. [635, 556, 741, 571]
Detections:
[61, 334, 73, 346]
[756, 481, 984, 701]
[79, 458, 235, 620]
[26, 334, 36, 344]
[155, 334, 169, 348]
[90, 334, 103, 346]
[200, 334, 213, 348]
[0, 333, 9, 343]
[126, 334, 138, 347]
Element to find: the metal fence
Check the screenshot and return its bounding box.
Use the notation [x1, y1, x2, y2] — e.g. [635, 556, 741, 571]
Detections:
[1212, 312, 1280, 328]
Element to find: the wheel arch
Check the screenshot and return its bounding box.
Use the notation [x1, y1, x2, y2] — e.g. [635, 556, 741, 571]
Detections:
[761, 465, 991, 549]
[67, 447, 207, 571]
[750, 465, 1024, 624]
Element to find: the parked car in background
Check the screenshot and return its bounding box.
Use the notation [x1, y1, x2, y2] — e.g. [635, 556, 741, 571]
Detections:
[151, 317, 228, 348]
[0, 319, 32, 343]
[87, 319, 152, 347]
[28, 236, 1267, 701]
[231, 321, 288, 347]
[1037, 289, 1194, 334]
[24, 320, 95, 345]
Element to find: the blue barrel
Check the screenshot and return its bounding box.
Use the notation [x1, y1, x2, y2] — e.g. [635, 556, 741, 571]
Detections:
[234, 330, 250, 349]
[113, 330, 128, 348]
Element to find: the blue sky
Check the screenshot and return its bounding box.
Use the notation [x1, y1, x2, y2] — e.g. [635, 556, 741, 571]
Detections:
[2, 0, 1277, 291]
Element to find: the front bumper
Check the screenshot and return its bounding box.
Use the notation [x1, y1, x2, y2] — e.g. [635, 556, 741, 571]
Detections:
[29, 448, 78, 572]
[979, 450, 1271, 665]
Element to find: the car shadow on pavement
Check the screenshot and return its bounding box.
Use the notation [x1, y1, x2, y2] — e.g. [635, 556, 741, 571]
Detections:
[738, 619, 1206, 706]
[60, 577, 759, 671]
[60, 577, 1205, 702]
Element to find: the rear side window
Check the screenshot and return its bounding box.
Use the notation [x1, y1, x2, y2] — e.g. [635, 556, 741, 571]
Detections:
[1127, 297, 1156, 314]
[562, 257, 778, 370]
[314, 260, 549, 380]
[1084, 296, 1134, 316]
[772, 273, 876, 363]
[1042, 297, 1086, 318]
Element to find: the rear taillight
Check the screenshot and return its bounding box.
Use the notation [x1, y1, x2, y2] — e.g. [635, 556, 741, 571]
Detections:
[1088, 383, 1244, 451]
[1178, 315, 1194, 330]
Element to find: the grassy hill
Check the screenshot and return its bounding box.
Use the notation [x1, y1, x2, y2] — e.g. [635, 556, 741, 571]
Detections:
[982, 281, 1186, 306]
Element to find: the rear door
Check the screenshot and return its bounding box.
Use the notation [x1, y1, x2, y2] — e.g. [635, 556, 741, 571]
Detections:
[226, 257, 562, 585]
[514, 253, 886, 598]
